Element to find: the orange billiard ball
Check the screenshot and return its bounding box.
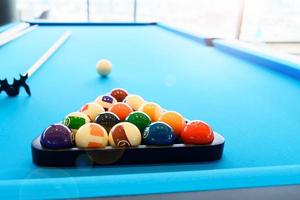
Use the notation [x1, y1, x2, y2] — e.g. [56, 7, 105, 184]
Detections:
[139, 102, 162, 122]
[158, 111, 186, 136]
[108, 102, 133, 121]
[181, 120, 214, 145]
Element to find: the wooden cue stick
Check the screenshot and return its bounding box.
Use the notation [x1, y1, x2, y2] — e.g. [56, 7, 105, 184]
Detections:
[0, 25, 38, 46]
[25, 31, 72, 78]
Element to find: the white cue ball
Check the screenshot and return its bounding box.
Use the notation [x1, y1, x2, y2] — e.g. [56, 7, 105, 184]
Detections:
[96, 59, 112, 76]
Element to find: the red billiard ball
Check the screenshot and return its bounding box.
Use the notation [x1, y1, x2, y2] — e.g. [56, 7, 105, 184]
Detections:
[110, 88, 128, 102]
[181, 120, 214, 145]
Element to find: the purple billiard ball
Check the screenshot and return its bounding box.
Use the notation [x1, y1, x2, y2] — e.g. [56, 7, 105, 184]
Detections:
[40, 124, 73, 149]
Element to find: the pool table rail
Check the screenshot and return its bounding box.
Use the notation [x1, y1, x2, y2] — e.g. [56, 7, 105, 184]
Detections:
[214, 39, 300, 80]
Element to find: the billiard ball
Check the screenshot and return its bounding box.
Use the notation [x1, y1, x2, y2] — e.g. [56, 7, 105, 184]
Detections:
[95, 111, 120, 132]
[109, 122, 141, 147]
[138, 102, 162, 122]
[143, 122, 175, 145]
[181, 120, 214, 144]
[80, 102, 105, 121]
[158, 111, 186, 136]
[108, 102, 133, 121]
[110, 88, 128, 102]
[123, 94, 144, 111]
[96, 59, 112, 76]
[63, 112, 90, 134]
[40, 124, 73, 149]
[95, 95, 117, 110]
[125, 111, 151, 133]
[75, 123, 108, 148]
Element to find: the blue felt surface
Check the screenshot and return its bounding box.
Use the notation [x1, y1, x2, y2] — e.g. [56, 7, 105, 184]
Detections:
[0, 24, 300, 199]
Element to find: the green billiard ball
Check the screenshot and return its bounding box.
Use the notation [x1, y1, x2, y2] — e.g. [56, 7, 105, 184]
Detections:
[125, 111, 151, 133]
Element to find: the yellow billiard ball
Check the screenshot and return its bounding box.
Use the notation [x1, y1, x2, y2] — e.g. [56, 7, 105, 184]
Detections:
[80, 102, 105, 121]
[139, 102, 162, 122]
[123, 94, 145, 111]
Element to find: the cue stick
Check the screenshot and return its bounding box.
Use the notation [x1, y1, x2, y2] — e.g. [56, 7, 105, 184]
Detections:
[133, 0, 137, 22]
[0, 22, 29, 37]
[235, 0, 246, 40]
[0, 25, 38, 46]
[25, 31, 72, 78]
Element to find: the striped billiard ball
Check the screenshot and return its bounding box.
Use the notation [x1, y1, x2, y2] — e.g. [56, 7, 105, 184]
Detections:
[95, 95, 117, 110]
[80, 102, 105, 121]
[109, 122, 141, 147]
[75, 123, 108, 148]
[63, 112, 90, 134]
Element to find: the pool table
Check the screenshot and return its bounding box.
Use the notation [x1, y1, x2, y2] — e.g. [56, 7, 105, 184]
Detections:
[0, 22, 300, 199]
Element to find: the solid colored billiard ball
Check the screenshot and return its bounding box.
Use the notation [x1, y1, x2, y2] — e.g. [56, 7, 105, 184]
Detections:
[108, 102, 133, 121]
[40, 124, 73, 149]
[95, 111, 120, 133]
[110, 88, 128, 102]
[63, 112, 90, 134]
[109, 122, 141, 147]
[158, 111, 186, 136]
[75, 123, 108, 148]
[96, 59, 112, 76]
[139, 102, 162, 122]
[125, 111, 151, 133]
[123, 94, 144, 111]
[95, 95, 117, 110]
[143, 122, 176, 145]
[80, 102, 105, 121]
[181, 120, 214, 144]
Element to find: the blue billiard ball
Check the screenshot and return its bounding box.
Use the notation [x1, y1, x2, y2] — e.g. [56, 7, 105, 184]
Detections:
[40, 124, 73, 149]
[143, 122, 176, 145]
